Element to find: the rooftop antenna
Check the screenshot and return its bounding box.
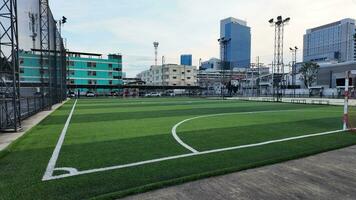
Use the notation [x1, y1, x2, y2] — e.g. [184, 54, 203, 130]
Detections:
[153, 42, 159, 66]
[28, 12, 38, 49]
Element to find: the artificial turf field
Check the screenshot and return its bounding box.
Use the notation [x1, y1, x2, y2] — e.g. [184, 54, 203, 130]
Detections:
[2, 97, 356, 200]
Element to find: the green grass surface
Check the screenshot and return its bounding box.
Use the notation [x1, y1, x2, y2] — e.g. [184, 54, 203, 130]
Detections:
[1, 98, 356, 200]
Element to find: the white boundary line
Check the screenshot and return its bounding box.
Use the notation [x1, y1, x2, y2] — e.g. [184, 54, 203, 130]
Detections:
[171, 110, 304, 153]
[45, 129, 345, 181]
[42, 99, 78, 181]
[42, 101, 345, 181]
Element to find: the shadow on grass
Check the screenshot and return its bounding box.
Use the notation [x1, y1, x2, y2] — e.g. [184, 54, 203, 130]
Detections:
[179, 117, 342, 151]
[43, 104, 326, 125]
[57, 133, 190, 171]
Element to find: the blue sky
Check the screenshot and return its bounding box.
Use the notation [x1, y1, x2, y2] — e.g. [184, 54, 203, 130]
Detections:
[49, 0, 356, 77]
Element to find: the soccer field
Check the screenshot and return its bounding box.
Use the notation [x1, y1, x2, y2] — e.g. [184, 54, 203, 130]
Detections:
[1, 98, 356, 200]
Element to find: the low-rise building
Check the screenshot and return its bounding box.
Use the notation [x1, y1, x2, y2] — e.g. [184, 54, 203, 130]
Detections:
[19, 50, 123, 96]
[137, 64, 198, 86]
[66, 51, 123, 95]
[200, 58, 222, 70]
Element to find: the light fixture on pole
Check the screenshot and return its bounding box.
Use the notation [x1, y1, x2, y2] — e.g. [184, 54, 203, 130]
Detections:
[218, 37, 231, 99]
[153, 42, 159, 66]
[269, 16, 290, 99]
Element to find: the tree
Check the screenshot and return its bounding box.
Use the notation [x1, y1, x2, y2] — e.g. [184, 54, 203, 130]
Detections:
[299, 62, 320, 88]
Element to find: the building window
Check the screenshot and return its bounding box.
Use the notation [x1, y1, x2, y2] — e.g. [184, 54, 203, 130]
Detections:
[41, 59, 49, 65]
[69, 80, 75, 84]
[182, 72, 185, 74]
[173, 76, 177, 79]
[108, 72, 113, 76]
[69, 70, 75, 76]
[88, 71, 97, 76]
[109, 80, 113, 85]
[187, 70, 191, 73]
[187, 77, 191, 80]
[20, 68, 24, 73]
[88, 80, 97, 85]
[108, 64, 113, 69]
[87, 62, 97, 68]
[173, 69, 177, 72]
[19, 58, 24, 65]
[67, 61, 75, 66]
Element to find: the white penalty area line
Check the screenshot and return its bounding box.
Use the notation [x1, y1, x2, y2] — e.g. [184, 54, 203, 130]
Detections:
[171, 109, 316, 153]
[44, 128, 345, 181]
[42, 99, 78, 181]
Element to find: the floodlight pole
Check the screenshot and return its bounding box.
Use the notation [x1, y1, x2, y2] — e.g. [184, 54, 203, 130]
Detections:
[269, 16, 290, 101]
[218, 37, 231, 100]
[0, 0, 21, 132]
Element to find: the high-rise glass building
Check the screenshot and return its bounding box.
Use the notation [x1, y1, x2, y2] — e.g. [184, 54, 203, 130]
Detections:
[303, 18, 356, 63]
[220, 17, 251, 69]
[180, 54, 192, 66]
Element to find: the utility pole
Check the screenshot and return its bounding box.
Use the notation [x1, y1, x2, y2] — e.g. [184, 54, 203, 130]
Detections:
[162, 56, 165, 65]
[256, 56, 261, 97]
[290, 46, 298, 97]
[29, 12, 38, 49]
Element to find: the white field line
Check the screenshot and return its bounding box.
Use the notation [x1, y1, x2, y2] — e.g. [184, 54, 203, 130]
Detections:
[78, 100, 234, 107]
[42, 99, 78, 181]
[45, 129, 345, 181]
[171, 109, 308, 153]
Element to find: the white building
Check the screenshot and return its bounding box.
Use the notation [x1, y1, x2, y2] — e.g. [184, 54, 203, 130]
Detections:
[200, 58, 222, 70]
[137, 64, 198, 86]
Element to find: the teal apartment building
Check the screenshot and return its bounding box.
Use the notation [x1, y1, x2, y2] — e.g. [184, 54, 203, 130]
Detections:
[66, 51, 123, 95]
[19, 50, 123, 96]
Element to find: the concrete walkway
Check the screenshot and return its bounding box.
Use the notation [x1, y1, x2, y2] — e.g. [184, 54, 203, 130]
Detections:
[0, 101, 66, 151]
[122, 145, 356, 200]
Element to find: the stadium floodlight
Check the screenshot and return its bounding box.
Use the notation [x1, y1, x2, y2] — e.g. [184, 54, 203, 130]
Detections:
[62, 16, 67, 24]
[277, 16, 282, 22]
[283, 17, 291, 23]
[269, 19, 274, 24]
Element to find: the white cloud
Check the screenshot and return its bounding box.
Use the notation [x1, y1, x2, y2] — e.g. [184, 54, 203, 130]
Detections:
[50, 0, 356, 77]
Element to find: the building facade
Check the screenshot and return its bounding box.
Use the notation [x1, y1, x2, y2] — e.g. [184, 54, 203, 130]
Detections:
[303, 18, 356, 63]
[137, 64, 198, 86]
[67, 52, 123, 95]
[180, 54, 192, 66]
[200, 58, 222, 71]
[220, 17, 251, 69]
[19, 51, 123, 96]
[19, 50, 66, 98]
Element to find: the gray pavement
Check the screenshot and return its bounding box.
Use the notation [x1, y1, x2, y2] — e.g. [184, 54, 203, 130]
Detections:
[122, 145, 356, 200]
[0, 101, 66, 151]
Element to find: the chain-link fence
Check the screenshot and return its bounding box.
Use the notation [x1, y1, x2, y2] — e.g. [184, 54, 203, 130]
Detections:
[0, 0, 66, 131]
